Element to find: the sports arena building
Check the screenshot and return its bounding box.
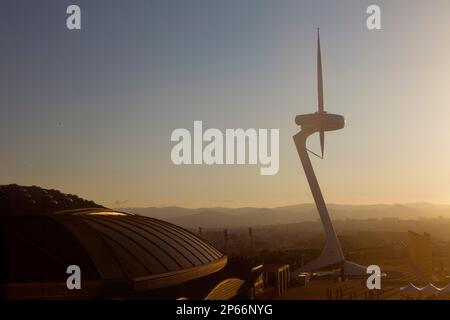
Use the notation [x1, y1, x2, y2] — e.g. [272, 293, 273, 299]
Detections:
[0, 184, 257, 299]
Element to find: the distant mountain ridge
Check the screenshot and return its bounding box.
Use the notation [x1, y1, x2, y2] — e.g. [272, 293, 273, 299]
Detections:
[119, 203, 450, 229]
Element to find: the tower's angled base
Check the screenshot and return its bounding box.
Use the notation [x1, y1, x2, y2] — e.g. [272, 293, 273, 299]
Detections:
[292, 237, 367, 278]
[298, 237, 345, 273]
[343, 261, 367, 277]
[293, 259, 367, 278]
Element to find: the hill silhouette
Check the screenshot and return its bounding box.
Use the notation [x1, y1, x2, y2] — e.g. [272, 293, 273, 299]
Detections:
[119, 203, 450, 229]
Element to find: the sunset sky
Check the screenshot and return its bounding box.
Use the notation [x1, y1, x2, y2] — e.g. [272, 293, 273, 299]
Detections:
[2, 0, 450, 208]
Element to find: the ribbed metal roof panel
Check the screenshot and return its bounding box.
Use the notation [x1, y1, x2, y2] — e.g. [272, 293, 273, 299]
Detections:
[77, 214, 224, 277]
[0, 185, 227, 292]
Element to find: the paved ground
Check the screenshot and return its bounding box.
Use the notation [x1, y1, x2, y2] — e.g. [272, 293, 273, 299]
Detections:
[276, 264, 424, 300]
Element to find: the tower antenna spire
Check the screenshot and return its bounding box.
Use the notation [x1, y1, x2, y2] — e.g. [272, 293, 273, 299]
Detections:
[317, 28, 324, 114]
[317, 28, 325, 157]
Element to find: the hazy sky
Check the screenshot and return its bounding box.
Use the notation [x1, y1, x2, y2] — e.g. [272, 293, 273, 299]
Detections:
[2, 0, 450, 208]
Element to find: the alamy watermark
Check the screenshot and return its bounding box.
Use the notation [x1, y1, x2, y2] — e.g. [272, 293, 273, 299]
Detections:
[367, 4, 381, 30]
[65, 4, 381, 32]
[366, 265, 381, 290]
[171, 121, 279, 175]
[66, 265, 81, 290]
[66, 5, 81, 30]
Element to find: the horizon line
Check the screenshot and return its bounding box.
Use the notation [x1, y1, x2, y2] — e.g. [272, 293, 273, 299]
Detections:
[113, 201, 450, 210]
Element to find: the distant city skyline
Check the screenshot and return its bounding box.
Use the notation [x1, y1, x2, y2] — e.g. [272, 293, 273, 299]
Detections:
[2, 0, 450, 208]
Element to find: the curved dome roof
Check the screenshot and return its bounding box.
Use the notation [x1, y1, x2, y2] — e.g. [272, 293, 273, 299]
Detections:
[0, 185, 226, 298]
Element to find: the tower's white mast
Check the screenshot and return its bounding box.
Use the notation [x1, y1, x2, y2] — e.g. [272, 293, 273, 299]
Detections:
[317, 28, 324, 114]
[293, 30, 367, 277]
[317, 29, 325, 158]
